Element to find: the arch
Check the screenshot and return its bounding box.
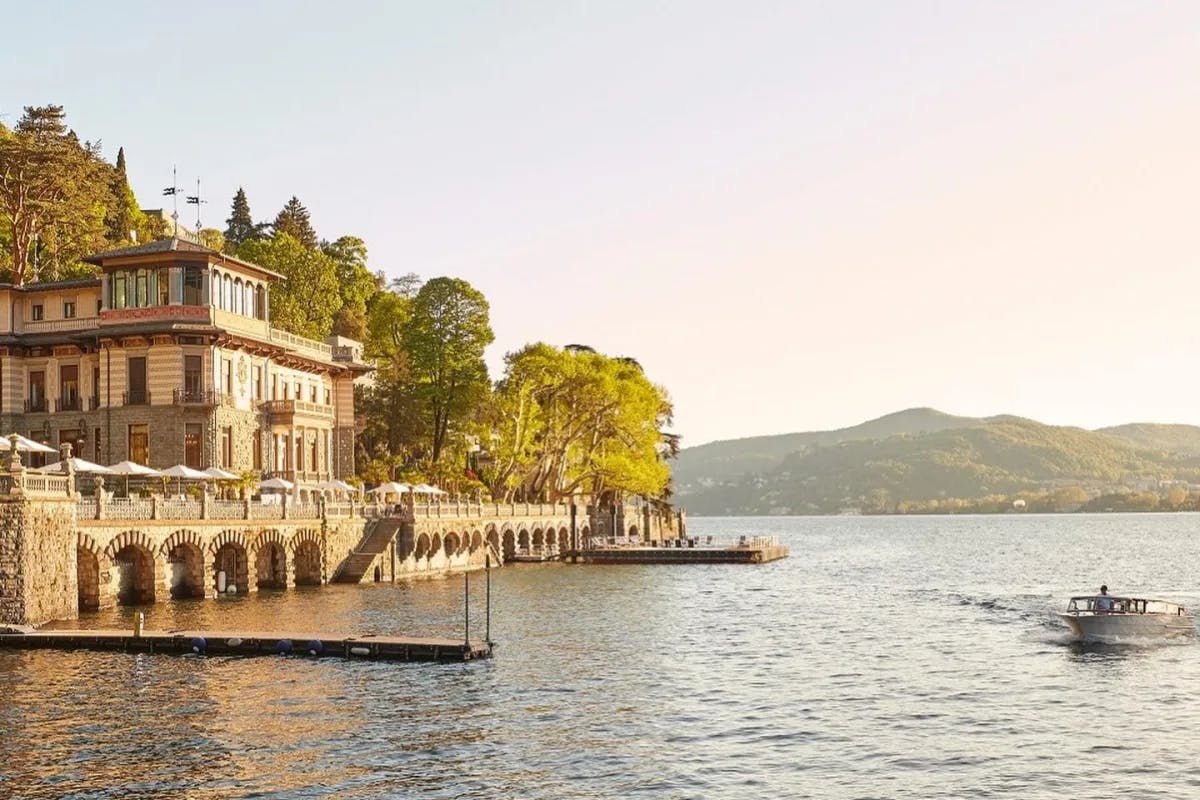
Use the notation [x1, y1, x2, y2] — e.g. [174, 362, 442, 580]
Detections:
[77, 546, 100, 612]
[470, 530, 483, 553]
[286, 527, 320, 553]
[628, 525, 640, 541]
[234, 277, 244, 315]
[222, 273, 233, 311]
[532, 528, 545, 549]
[429, 533, 442, 560]
[211, 530, 249, 595]
[485, 528, 499, 555]
[502, 529, 516, 561]
[518, 528, 530, 553]
[581, 524, 591, 546]
[212, 269, 222, 308]
[443, 531, 460, 558]
[255, 284, 267, 320]
[112, 542, 156, 605]
[414, 532, 431, 561]
[166, 541, 205, 599]
[255, 541, 288, 590]
[293, 540, 322, 585]
[558, 526, 570, 552]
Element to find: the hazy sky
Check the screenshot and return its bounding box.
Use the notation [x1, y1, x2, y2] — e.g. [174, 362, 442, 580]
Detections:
[4, 2, 1198, 446]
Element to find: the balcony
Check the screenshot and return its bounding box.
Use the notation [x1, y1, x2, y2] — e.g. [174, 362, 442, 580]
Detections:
[260, 399, 334, 421]
[173, 388, 222, 406]
[24, 398, 47, 413]
[123, 390, 150, 406]
[55, 396, 82, 412]
[20, 316, 101, 335]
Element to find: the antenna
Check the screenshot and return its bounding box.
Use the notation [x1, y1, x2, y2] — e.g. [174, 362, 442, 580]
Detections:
[186, 177, 207, 236]
[162, 165, 180, 237]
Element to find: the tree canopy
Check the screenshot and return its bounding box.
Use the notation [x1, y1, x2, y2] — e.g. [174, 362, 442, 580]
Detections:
[272, 196, 317, 248]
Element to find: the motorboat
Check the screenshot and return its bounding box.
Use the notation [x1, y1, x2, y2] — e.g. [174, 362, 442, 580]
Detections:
[1061, 594, 1195, 642]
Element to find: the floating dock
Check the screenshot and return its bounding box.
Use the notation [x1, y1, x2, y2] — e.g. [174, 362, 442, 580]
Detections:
[0, 627, 492, 662]
[577, 537, 789, 565]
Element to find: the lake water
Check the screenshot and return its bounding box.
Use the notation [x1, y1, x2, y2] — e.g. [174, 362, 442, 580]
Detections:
[3, 513, 1200, 799]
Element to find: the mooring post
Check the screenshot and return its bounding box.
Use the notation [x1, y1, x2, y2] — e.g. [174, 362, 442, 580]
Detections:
[485, 552, 492, 644]
[464, 568, 470, 646]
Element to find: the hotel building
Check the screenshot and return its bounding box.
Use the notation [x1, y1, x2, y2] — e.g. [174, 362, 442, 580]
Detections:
[0, 237, 370, 493]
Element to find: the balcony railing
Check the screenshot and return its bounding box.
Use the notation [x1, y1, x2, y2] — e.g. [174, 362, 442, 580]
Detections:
[173, 388, 222, 406]
[270, 328, 332, 359]
[24, 398, 47, 413]
[21, 316, 100, 334]
[260, 399, 334, 418]
[55, 396, 81, 412]
[123, 390, 150, 406]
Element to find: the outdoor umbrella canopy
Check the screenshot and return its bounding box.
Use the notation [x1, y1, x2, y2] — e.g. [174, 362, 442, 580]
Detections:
[411, 483, 445, 494]
[260, 477, 294, 491]
[0, 434, 58, 454]
[106, 461, 161, 476]
[317, 479, 358, 494]
[36, 457, 113, 474]
[160, 464, 211, 496]
[369, 482, 410, 496]
[203, 467, 240, 480]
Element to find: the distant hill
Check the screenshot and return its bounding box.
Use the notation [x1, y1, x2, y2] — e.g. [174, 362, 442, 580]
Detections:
[675, 410, 1200, 515]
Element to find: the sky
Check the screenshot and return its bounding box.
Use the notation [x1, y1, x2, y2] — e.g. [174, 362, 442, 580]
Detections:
[4, 2, 1199, 446]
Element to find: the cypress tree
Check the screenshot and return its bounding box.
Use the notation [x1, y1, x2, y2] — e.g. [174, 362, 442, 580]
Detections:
[224, 187, 257, 252]
[104, 146, 142, 245]
[273, 196, 318, 248]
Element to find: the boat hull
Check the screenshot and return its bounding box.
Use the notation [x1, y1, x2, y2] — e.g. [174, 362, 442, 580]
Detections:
[1061, 613, 1195, 642]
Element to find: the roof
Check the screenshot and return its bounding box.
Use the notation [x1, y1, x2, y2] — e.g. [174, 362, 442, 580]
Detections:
[82, 237, 285, 280]
[0, 278, 101, 292]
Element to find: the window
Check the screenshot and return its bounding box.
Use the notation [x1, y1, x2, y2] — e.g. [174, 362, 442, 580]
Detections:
[126, 357, 147, 405]
[185, 423, 203, 469]
[295, 434, 303, 471]
[271, 374, 278, 400]
[113, 273, 127, 309]
[135, 269, 149, 307]
[31, 304, 43, 321]
[183, 266, 204, 305]
[157, 268, 170, 306]
[311, 438, 318, 473]
[325, 387, 331, 406]
[94, 427, 101, 463]
[293, 382, 300, 401]
[92, 366, 100, 409]
[63, 300, 76, 319]
[128, 424, 149, 465]
[221, 426, 233, 469]
[252, 431, 262, 470]
[59, 365, 79, 411]
[255, 285, 267, 320]
[28, 371, 45, 412]
[252, 365, 262, 401]
[234, 278, 244, 315]
[310, 385, 317, 403]
[223, 357, 233, 394]
[223, 274, 232, 310]
[96, 298, 102, 315]
[184, 355, 202, 398]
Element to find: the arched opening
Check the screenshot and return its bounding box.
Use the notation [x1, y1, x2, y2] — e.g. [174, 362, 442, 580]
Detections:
[414, 533, 431, 560]
[255, 285, 267, 320]
[470, 530, 483, 553]
[443, 532, 460, 558]
[212, 542, 248, 595]
[429, 534, 442, 559]
[255, 542, 288, 590]
[518, 529, 530, 553]
[293, 541, 322, 585]
[628, 525, 640, 541]
[532, 528, 545, 550]
[77, 547, 99, 612]
[581, 525, 591, 547]
[234, 278, 244, 315]
[558, 527, 570, 552]
[212, 269, 221, 308]
[114, 544, 155, 605]
[502, 530, 516, 561]
[222, 274, 233, 311]
[167, 543, 205, 599]
[485, 529, 499, 555]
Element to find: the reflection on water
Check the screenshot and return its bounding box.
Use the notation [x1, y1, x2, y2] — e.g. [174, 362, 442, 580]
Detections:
[4, 513, 1200, 798]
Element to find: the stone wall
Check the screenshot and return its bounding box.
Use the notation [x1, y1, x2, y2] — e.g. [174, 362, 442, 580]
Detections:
[0, 494, 78, 626]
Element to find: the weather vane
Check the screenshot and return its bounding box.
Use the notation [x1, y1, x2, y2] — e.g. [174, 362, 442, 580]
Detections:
[186, 177, 207, 235]
[162, 165, 180, 237]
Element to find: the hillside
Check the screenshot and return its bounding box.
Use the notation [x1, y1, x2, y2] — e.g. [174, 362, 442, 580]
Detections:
[673, 407, 982, 489]
[676, 411, 1200, 515]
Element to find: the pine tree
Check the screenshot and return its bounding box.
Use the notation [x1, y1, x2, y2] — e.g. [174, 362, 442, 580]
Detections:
[104, 146, 142, 245]
[224, 187, 258, 252]
[272, 196, 317, 248]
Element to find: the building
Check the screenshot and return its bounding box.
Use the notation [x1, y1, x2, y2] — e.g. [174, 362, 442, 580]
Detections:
[0, 237, 370, 495]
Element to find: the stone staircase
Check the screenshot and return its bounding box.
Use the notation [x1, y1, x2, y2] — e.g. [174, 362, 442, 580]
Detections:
[332, 517, 404, 583]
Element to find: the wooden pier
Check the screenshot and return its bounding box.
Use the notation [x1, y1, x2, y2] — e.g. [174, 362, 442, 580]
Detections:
[0, 626, 492, 662]
[576, 537, 789, 565]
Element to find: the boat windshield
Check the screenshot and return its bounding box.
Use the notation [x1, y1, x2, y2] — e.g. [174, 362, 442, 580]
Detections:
[1067, 596, 1186, 615]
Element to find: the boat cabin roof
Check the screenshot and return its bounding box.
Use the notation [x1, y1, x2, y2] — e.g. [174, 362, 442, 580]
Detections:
[1067, 595, 1186, 613]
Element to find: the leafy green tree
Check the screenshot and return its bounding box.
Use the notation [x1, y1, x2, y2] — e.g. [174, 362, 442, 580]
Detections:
[403, 277, 494, 464]
[223, 187, 265, 251]
[272, 196, 317, 248]
[0, 105, 109, 284]
[237, 232, 339, 338]
[322, 235, 381, 340]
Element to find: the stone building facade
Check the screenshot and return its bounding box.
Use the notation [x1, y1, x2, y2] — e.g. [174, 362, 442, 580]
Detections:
[0, 238, 370, 496]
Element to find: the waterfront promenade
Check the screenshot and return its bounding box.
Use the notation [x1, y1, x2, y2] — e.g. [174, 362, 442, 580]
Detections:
[0, 461, 678, 626]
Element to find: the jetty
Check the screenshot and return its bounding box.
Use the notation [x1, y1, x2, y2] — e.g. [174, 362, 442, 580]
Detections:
[575, 536, 789, 565]
[0, 626, 492, 662]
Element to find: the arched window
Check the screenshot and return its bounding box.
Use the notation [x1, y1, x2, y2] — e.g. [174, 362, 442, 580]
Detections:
[212, 270, 222, 309]
[234, 278, 244, 315]
[223, 274, 233, 311]
[255, 285, 267, 320]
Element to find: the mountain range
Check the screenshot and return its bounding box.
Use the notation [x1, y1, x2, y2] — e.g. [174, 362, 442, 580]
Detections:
[674, 408, 1200, 515]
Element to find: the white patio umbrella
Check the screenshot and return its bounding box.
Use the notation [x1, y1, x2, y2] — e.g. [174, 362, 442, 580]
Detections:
[317, 479, 359, 496]
[0, 434, 58, 453]
[260, 476, 294, 491]
[106, 460, 161, 495]
[160, 464, 211, 496]
[369, 481, 410, 497]
[36, 457, 113, 474]
[411, 483, 441, 494]
[203, 467, 240, 480]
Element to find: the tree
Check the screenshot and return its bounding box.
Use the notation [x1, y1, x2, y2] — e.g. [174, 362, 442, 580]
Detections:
[104, 146, 143, 245]
[0, 105, 109, 284]
[237, 233, 339, 338]
[322, 235, 381, 340]
[402, 277, 494, 464]
[224, 187, 265, 251]
[273, 196, 317, 248]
